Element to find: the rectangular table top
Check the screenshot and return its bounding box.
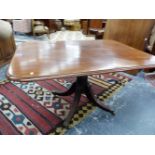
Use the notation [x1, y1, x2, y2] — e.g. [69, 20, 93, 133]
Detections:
[7, 40, 155, 81]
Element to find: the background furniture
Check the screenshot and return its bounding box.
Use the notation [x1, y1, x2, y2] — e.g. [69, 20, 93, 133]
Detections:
[81, 19, 107, 39]
[0, 20, 16, 66]
[89, 19, 103, 30]
[32, 20, 50, 39]
[12, 19, 32, 33]
[63, 19, 81, 31]
[104, 19, 155, 50]
[70, 20, 81, 31]
[144, 24, 155, 55]
[44, 19, 61, 32]
[37, 19, 62, 32]
[81, 20, 89, 34]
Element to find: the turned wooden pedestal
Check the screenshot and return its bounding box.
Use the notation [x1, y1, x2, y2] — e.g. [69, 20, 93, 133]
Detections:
[53, 76, 114, 126]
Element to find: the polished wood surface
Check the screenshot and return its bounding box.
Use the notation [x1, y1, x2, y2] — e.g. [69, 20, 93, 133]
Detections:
[104, 19, 155, 50]
[7, 40, 155, 81]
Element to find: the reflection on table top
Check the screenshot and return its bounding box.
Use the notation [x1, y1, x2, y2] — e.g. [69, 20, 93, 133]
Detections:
[7, 40, 155, 81]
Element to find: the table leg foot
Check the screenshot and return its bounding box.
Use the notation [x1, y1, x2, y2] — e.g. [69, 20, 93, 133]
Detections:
[63, 87, 81, 127]
[85, 85, 115, 115]
[52, 82, 76, 96]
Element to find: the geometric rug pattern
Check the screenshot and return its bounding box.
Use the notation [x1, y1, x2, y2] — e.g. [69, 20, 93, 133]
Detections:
[0, 73, 131, 135]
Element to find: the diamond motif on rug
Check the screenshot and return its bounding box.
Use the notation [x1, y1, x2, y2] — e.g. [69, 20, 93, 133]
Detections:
[0, 73, 131, 135]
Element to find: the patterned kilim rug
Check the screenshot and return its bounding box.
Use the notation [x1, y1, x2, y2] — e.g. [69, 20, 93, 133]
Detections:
[0, 72, 131, 135]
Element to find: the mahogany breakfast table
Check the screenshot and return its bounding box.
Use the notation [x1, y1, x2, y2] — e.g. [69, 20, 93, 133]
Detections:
[7, 40, 155, 126]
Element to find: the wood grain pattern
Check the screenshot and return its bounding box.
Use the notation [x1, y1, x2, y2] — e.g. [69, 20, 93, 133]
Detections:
[7, 40, 155, 81]
[104, 19, 155, 50]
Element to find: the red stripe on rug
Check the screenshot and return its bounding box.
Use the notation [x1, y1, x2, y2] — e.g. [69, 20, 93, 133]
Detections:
[64, 77, 105, 94]
[106, 73, 131, 81]
[36, 80, 81, 104]
[47, 78, 106, 100]
[37, 80, 89, 108]
[38, 80, 90, 109]
[0, 85, 53, 134]
[89, 81, 107, 93]
[46, 79, 88, 103]
[0, 112, 20, 135]
[51, 78, 105, 95]
[91, 73, 121, 81]
[5, 83, 61, 126]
